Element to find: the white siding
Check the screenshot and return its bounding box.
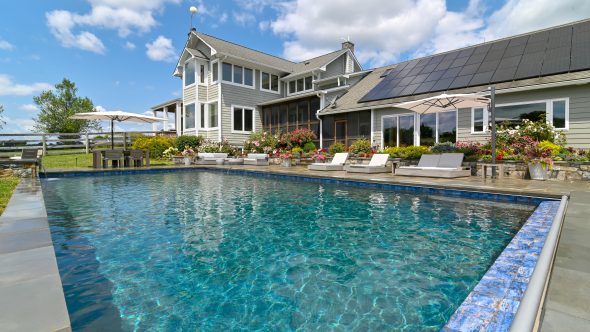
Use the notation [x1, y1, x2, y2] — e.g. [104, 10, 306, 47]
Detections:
[198, 86, 207, 101]
[184, 85, 196, 103]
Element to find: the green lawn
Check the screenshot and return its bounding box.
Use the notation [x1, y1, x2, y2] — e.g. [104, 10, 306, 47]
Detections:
[0, 176, 20, 215]
[42, 153, 175, 169]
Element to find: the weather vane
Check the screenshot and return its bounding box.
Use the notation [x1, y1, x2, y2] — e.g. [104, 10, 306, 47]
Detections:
[190, 6, 198, 31]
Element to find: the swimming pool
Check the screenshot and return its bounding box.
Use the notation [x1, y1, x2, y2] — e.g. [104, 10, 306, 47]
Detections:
[42, 171, 536, 331]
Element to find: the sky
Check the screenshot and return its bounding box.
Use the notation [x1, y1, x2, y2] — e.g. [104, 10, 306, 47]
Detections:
[0, 0, 589, 133]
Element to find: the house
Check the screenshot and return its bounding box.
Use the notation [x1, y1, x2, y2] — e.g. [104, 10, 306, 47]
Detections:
[170, 28, 366, 147]
[163, 19, 590, 150]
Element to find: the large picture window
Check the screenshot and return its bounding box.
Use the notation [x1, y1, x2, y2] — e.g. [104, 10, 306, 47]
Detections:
[222, 63, 254, 88]
[184, 61, 195, 86]
[232, 106, 254, 132]
[419, 111, 457, 145]
[382, 115, 415, 147]
[184, 103, 195, 129]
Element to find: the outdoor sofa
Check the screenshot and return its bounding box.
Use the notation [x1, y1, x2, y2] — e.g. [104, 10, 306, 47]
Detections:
[345, 154, 390, 173]
[395, 153, 470, 178]
[196, 153, 228, 165]
[308, 153, 349, 171]
[243, 153, 269, 166]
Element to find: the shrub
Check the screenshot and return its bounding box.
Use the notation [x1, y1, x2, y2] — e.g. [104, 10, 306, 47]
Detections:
[431, 142, 457, 154]
[329, 142, 346, 154]
[497, 118, 566, 148]
[132, 136, 176, 158]
[349, 138, 373, 154]
[243, 131, 277, 153]
[382, 147, 399, 158]
[176, 135, 204, 150]
[162, 147, 179, 159]
[538, 140, 561, 156]
[302, 142, 317, 153]
[455, 141, 483, 159]
[199, 139, 239, 156]
[381, 146, 430, 159]
[285, 128, 317, 148]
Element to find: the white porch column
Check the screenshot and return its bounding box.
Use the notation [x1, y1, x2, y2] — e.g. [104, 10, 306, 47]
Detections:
[163, 106, 169, 131]
[152, 110, 158, 131]
[176, 102, 182, 135]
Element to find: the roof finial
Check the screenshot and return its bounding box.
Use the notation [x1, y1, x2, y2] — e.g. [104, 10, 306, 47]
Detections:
[189, 6, 198, 32]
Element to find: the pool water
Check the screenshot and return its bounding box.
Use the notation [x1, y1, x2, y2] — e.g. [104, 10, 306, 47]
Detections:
[42, 171, 535, 331]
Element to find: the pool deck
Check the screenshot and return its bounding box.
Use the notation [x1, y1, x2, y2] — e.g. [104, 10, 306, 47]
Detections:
[18, 165, 590, 330]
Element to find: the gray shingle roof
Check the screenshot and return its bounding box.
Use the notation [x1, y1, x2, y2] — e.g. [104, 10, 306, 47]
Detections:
[284, 49, 348, 79]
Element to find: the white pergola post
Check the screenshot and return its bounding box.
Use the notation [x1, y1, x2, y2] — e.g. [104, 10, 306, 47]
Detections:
[152, 110, 158, 131]
[163, 106, 169, 131]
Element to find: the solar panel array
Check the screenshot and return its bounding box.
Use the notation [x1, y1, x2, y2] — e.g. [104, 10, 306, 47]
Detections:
[359, 20, 590, 103]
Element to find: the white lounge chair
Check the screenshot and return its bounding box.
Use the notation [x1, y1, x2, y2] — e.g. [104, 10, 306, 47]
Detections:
[243, 153, 269, 166]
[345, 154, 390, 173]
[395, 153, 471, 178]
[308, 153, 349, 171]
[197, 153, 228, 165]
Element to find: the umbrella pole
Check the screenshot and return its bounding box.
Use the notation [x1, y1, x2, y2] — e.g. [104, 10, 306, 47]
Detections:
[111, 119, 114, 150]
[490, 86, 497, 179]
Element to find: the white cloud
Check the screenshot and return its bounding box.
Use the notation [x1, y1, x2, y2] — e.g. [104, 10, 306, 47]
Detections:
[0, 75, 53, 96]
[0, 37, 14, 51]
[95, 105, 107, 112]
[45, 0, 181, 53]
[261, 0, 588, 67]
[18, 104, 39, 113]
[233, 11, 256, 26]
[124, 41, 136, 50]
[2, 116, 36, 132]
[145, 36, 177, 62]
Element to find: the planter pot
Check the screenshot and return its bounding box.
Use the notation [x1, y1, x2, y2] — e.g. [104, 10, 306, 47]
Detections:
[281, 159, 292, 167]
[172, 156, 184, 165]
[528, 162, 548, 180]
[184, 157, 192, 166]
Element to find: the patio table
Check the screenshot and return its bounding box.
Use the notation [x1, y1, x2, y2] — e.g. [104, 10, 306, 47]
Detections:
[92, 150, 150, 168]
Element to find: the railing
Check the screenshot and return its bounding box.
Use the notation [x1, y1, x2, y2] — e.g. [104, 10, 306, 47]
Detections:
[0, 131, 176, 157]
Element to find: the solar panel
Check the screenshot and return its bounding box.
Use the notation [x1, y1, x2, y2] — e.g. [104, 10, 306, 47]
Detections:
[358, 20, 588, 103]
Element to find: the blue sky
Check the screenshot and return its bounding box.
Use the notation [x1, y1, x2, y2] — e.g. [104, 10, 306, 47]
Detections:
[0, 0, 588, 132]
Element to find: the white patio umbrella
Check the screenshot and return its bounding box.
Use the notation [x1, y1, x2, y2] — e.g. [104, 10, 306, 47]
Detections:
[393, 90, 501, 177]
[70, 110, 164, 150]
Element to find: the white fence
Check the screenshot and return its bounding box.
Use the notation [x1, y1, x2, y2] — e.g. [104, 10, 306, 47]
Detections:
[0, 131, 176, 157]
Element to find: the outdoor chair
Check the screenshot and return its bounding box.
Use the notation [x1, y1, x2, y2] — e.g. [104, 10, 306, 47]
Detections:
[308, 153, 349, 171]
[127, 150, 144, 167]
[102, 150, 124, 168]
[345, 154, 390, 173]
[196, 153, 228, 165]
[243, 153, 269, 166]
[395, 153, 471, 178]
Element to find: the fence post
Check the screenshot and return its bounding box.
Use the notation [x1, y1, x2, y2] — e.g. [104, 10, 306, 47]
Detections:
[85, 133, 90, 153]
[42, 134, 47, 156]
[123, 132, 127, 150]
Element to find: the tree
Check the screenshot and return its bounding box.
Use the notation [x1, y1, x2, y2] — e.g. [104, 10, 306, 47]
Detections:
[0, 105, 5, 129]
[33, 79, 101, 135]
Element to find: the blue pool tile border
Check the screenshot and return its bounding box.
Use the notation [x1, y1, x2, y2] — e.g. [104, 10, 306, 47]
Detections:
[41, 167, 556, 205]
[442, 200, 561, 332]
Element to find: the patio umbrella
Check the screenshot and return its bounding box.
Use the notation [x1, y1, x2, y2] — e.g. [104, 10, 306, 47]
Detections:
[393, 90, 500, 177]
[70, 111, 164, 150]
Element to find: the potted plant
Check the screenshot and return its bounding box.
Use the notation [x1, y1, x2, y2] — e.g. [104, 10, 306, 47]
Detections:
[277, 150, 293, 167]
[181, 146, 195, 166]
[311, 148, 327, 163]
[522, 141, 553, 180]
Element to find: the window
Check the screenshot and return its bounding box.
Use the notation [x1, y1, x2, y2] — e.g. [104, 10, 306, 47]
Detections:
[288, 75, 313, 95]
[261, 71, 279, 93]
[184, 103, 195, 129]
[232, 106, 254, 132]
[419, 111, 456, 145]
[222, 62, 232, 82]
[472, 107, 487, 133]
[199, 64, 205, 84]
[209, 103, 218, 129]
[477, 98, 569, 131]
[184, 61, 195, 86]
[399, 115, 415, 147]
[212, 62, 218, 82]
[382, 115, 415, 147]
[383, 117, 398, 148]
[200, 104, 206, 129]
[221, 62, 254, 87]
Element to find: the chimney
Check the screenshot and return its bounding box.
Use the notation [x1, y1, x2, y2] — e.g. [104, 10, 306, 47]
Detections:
[341, 40, 355, 53]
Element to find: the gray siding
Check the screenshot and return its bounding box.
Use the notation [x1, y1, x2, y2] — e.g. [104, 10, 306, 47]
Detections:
[198, 86, 207, 101]
[209, 84, 219, 102]
[456, 108, 489, 144]
[184, 85, 196, 103]
[323, 55, 346, 79]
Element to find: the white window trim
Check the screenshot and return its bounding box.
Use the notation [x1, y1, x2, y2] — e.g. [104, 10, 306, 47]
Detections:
[259, 71, 280, 94]
[231, 105, 255, 133]
[221, 62, 255, 89]
[416, 110, 458, 145]
[481, 98, 570, 131]
[183, 102, 196, 131]
[210, 60, 219, 84]
[380, 113, 415, 148]
[183, 58, 196, 88]
[197, 102, 220, 131]
[471, 106, 489, 134]
[286, 76, 314, 96]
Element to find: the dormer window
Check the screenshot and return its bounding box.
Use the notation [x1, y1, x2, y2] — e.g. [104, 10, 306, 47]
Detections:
[288, 75, 313, 95]
[261, 71, 279, 93]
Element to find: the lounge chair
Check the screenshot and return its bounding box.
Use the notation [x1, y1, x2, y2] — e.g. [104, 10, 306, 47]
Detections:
[395, 153, 471, 178]
[196, 153, 228, 165]
[308, 153, 349, 171]
[4, 149, 42, 176]
[345, 154, 390, 173]
[243, 153, 269, 166]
